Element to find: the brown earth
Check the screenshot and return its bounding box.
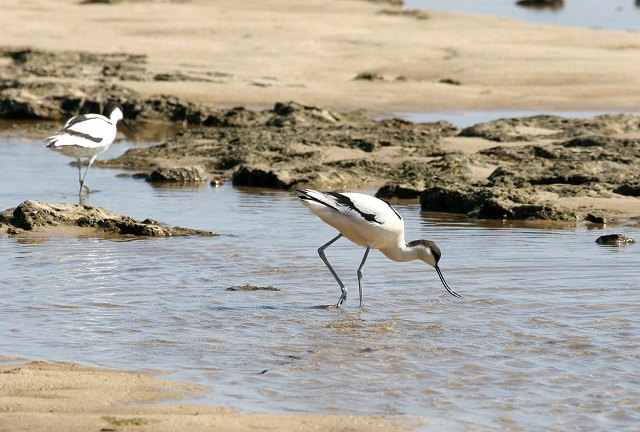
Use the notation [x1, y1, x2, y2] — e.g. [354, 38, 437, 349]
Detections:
[0, 200, 214, 237]
[97, 105, 640, 222]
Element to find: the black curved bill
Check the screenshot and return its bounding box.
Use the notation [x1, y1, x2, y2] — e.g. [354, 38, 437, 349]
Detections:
[122, 119, 136, 133]
[435, 265, 463, 299]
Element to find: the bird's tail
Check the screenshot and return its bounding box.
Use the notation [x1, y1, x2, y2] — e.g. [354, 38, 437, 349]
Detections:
[44, 134, 76, 148]
[44, 135, 59, 148]
[294, 189, 338, 211]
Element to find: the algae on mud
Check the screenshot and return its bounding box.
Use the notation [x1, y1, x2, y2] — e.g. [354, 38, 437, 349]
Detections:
[99, 105, 640, 222]
[1, 46, 640, 223]
[0, 200, 215, 237]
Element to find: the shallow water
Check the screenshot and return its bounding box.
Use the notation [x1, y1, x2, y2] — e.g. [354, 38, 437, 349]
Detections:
[394, 110, 638, 128]
[1, 129, 640, 430]
[406, 0, 640, 31]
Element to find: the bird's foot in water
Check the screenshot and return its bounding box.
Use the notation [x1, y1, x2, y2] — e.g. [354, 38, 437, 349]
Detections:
[336, 292, 347, 308]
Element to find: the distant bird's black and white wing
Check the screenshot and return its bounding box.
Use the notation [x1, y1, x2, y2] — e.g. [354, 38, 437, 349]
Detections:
[46, 114, 114, 150]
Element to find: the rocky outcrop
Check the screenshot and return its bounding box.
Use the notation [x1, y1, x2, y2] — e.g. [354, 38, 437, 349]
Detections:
[595, 234, 635, 246]
[0, 200, 215, 237]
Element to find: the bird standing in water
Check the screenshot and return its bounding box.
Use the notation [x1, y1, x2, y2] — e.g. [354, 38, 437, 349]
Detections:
[296, 189, 462, 307]
[46, 100, 133, 196]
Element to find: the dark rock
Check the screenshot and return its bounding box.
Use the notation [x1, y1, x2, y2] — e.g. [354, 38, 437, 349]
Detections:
[530, 173, 597, 186]
[420, 186, 487, 215]
[516, 0, 563, 8]
[265, 101, 342, 127]
[439, 78, 461, 85]
[226, 285, 281, 292]
[420, 186, 576, 221]
[595, 234, 635, 246]
[614, 181, 640, 197]
[532, 145, 559, 159]
[148, 166, 207, 183]
[586, 214, 607, 224]
[350, 137, 378, 152]
[1, 200, 214, 237]
[353, 72, 385, 81]
[561, 135, 618, 148]
[203, 106, 261, 127]
[487, 166, 527, 187]
[375, 184, 422, 199]
[231, 165, 290, 189]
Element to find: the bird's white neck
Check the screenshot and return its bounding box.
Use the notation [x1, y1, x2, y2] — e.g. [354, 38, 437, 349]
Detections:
[379, 242, 422, 263]
[109, 107, 123, 124]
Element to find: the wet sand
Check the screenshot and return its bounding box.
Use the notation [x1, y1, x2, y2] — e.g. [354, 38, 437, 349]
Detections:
[1, 1, 640, 429]
[0, 359, 419, 432]
[2, 0, 640, 112]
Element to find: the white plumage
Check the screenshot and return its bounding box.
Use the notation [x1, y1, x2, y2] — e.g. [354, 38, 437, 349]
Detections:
[46, 100, 131, 195]
[296, 189, 462, 307]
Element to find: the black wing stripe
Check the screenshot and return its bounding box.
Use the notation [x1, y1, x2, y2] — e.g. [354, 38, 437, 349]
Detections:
[296, 189, 340, 212]
[63, 129, 103, 143]
[64, 115, 111, 129]
[382, 199, 402, 221]
[326, 192, 382, 225]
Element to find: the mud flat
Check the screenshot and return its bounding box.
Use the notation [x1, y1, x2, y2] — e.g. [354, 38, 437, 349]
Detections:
[0, 359, 418, 432]
[2, 0, 640, 112]
[95, 103, 640, 222]
[0, 200, 215, 237]
[1, 0, 639, 222]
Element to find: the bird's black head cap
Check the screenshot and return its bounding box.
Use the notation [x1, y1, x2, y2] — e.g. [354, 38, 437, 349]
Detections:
[102, 99, 124, 117]
[407, 239, 441, 263]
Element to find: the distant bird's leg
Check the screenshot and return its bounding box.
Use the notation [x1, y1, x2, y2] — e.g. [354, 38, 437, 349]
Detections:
[357, 246, 370, 307]
[318, 233, 347, 307]
[77, 158, 83, 195]
[79, 155, 97, 195]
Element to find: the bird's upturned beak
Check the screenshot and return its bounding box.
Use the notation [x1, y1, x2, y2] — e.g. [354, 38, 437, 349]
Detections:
[435, 265, 463, 299]
[121, 119, 136, 133]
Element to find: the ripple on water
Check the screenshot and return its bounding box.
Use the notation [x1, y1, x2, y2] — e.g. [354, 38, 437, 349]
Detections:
[1, 135, 640, 429]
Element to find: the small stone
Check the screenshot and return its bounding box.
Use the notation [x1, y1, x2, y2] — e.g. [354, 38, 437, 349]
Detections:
[226, 285, 280, 292]
[439, 78, 461, 85]
[353, 72, 384, 81]
[595, 234, 635, 246]
[586, 214, 607, 224]
[148, 166, 206, 183]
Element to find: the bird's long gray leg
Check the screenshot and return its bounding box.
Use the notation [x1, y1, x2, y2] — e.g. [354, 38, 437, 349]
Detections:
[79, 156, 97, 195]
[318, 234, 347, 307]
[77, 158, 83, 195]
[357, 246, 370, 307]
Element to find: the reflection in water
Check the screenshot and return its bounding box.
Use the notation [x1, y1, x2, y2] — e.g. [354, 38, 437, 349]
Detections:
[1, 135, 640, 429]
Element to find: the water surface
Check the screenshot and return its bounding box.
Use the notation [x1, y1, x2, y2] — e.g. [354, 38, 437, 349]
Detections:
[1, 131, 639, 430]
[406, 0, 640, 31]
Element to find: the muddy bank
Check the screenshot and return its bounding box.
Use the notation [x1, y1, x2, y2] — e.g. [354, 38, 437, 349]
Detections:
[3, 1, 640, 112]
[0, 200, 214, 237]
[1, 46, 639, 222]
[0, 47, 228, 124]
[97, 104, 640, 222]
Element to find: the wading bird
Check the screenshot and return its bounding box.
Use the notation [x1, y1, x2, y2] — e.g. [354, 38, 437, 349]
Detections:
[296, 189, 462, 307]
[46, 100, 133, 196]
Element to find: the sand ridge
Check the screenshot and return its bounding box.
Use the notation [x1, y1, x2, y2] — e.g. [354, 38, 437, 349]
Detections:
[1, 0, 640, 112]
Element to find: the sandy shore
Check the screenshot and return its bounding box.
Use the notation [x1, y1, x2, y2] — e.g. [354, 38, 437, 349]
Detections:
[0, 358, 419, 432]
[1, 1, 639, 429]
[2, 0, 640, 113]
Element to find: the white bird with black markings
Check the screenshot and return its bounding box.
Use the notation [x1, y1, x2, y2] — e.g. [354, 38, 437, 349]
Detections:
[46, 100, 133, 196]
[296, 189, 462, 307]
